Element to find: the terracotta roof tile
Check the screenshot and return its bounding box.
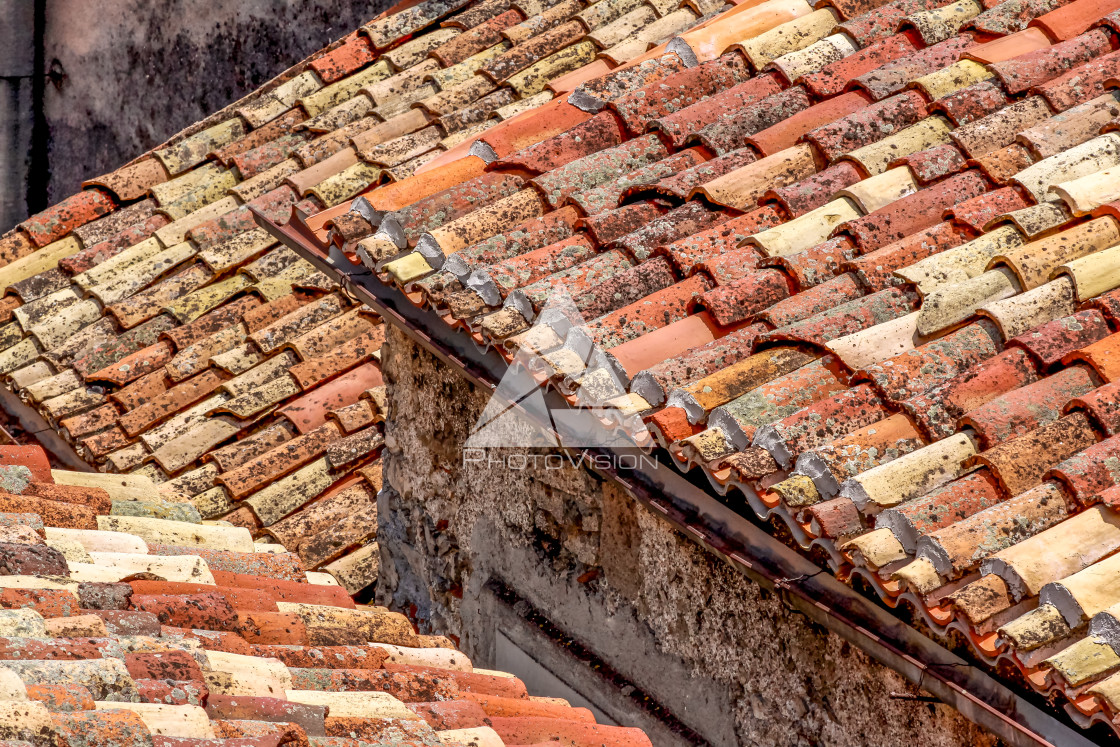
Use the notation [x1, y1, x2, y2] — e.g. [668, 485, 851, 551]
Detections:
[973, 411, 1100, 497]
[1031, 0, 1120, 39]
[276, 364, 383, 435]
[293, 502, 379, 568]
[435, 9, 527, 66]
[1036, 47, 1120, 111]
[658, 212, 771, 275]
[989, 28, 1110, 94]
[21, 0, 1120, 734]
[1071, 379, 1120, 437]
[0, 230, 36, 268]
[843, 171, 988, 252]
[611, 54, 752, 134]
[891, 142, 969, 184]
[499, 248, 634, 323]
[0, 493, 96, 530]
[160, 298, 257, 353]
[638, 147, 757, 202]
[19, 190, 116, 249]
[288, 329, 385, 392]
[1043, 432, 1120, 503]
[967, 2, 1058, 37]
[850, 33, 977, 100]
[650, 72, 783, 148]
[216, 423, 341, 501]
[87, 342, 176, 387]
[495, 109, 625, 174]
[308, 34, 377, 86]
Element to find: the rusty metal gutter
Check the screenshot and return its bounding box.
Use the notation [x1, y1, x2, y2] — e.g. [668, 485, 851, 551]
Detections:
[0, 388, 93, 471]
[261, 210, 1099, 747]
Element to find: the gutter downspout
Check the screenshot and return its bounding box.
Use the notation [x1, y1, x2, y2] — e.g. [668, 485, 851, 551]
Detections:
[28, 0, 48, 215]
[261, 210, 1099, 747]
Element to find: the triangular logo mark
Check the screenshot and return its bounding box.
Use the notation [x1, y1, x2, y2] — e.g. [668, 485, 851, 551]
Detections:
[465, 288, 651, 450]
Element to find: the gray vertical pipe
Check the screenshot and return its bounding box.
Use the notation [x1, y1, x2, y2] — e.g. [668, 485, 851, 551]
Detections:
[0, 1, 37, 232]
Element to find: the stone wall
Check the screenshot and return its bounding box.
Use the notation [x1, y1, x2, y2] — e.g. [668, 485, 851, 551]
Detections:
[377, 324, 1003, 747]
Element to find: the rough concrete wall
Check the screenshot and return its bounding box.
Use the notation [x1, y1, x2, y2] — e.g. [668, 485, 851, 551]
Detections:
[377, 324, 1004, 747]
[39, 0, 385, 204]
[0, 1, 35, 231]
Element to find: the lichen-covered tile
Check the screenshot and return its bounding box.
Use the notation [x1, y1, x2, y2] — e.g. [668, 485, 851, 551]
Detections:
[83, 156, 169, 202]
[59, 403, 121, 442]
[87, 241, 199, 306]
[0, 236, 81, 291]
[151, 416, 243, 475]
[308, 162, 385, 207]
[162, 296, 259, 352]
[0, 338, 41, 377]
[106, 264, 214, 331]
[249, 295, 345, 355]
[278, 363, 382, 434]
[156, 171, 239, 222]
[164, 274, 254, 325]
[211, 375, 299, 420]
[842, 116, 955, 175]
[219, 422, 343, 500]
[167, 323, 243, 384]
[296, 500, 380, 569]
[154, 120, 246, 176]
[329, 399, 377, 434]
[837, 0, 945, 46]
[18, 189, 115, 249]
[119, 370, 229, 438]
[72, 316, 178, 381]
[289, 328, 387, 391]
[848, 34, 976, 101]
[298, 61, 392, 118]
[207, 421, 298, 473]
[245, 457, 337, 526]
[989, 29, 1111, 94]
[210, 343, 265, 376]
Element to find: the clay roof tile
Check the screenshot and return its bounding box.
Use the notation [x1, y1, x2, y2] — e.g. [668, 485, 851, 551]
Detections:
[989, 28, 1112, 93]
[971, 411, 1100, 496]
[1031, 0, 1120, 40]
[18, 190, 116, 249]
[961, 363, 1097, 446]
[1035, 47, 1120, 112]
[20, 0, 1120, 736]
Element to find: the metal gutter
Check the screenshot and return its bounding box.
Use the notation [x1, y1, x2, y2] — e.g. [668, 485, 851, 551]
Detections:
[0, 388, 94, 471]
[28, 0, 47, 215]
[260, 210, 1099, 747]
